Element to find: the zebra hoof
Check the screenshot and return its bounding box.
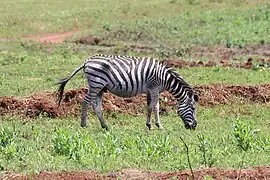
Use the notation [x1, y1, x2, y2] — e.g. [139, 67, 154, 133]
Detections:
[146, 123, 153, 130]
[102, 125, 109, 131]
[155, 123, 164, 130]
[81, 124, 87, 128]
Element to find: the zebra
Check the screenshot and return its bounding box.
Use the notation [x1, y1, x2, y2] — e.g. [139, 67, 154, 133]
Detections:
[57, 54, 198, 131]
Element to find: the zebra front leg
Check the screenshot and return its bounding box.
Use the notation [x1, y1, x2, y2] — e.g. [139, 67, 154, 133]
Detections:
[146, 93, 153, 130]
[153, 101, 164, 130]
[149, 89, 163, 130]
[93, 91, 109, 131]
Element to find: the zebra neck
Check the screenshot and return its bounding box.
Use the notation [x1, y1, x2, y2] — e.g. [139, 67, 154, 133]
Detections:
[165, 74, 191, 102]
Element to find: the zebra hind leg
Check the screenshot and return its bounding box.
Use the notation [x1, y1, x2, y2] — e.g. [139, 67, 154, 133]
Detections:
[93, 91, 109, 131]
[81, 89, 108, 130]
[81, 100, 89, 128]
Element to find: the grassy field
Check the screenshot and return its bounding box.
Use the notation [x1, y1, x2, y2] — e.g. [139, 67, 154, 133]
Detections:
[0, 0, 270, 177]
[1, 49, 270, 96]
[1, 0, 270, 46]
[1, 105, 270, 174]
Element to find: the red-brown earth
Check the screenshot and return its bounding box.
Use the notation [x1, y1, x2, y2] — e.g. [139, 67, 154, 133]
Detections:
[4, 166, 270, 180]
[1, 84, 270, 118]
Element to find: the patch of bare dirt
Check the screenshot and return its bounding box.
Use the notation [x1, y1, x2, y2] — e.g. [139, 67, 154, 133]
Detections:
[4, 166, 270, 179]
[25, 31, 77, 44]
[0, 84, 270, 118]
[73, 35, 156, 53]
[191, 44, 270, 61]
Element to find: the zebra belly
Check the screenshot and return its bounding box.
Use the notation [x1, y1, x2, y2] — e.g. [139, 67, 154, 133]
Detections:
[106, 84, 148, 98]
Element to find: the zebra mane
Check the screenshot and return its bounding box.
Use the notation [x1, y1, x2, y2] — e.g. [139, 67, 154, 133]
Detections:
[162, 62, 193, 91]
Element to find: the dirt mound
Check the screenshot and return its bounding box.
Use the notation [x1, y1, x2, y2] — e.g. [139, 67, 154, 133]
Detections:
[4, 166, 270, 179]
[195, 83, 270, 106]
[0, 84, 270, 118]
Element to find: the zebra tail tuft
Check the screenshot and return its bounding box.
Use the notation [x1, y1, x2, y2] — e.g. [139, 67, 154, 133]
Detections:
[56, 77, 70, 108]
[55, 62, 86, 108]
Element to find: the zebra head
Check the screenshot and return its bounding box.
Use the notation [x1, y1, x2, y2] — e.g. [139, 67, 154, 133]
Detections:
[177, 90, 198, 130]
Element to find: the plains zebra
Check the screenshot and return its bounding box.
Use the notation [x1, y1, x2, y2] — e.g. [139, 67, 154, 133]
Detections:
[57, 54, 198, 131]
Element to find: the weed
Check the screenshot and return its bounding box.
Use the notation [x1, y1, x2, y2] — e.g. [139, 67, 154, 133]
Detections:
[52, 128, 74, 156]
[180, 136, 194, 179]
[197, 134, 216, 167]
[233, 120, 260, 151]
[0, 128, 15, 148]
[1, 143, 17, 160]
[232, 119, 263, 168]
[156, 45, 194, 59]
[225, 39, 246, 48]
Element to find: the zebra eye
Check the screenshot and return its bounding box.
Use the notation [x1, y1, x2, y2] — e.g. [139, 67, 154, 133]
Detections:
[194, 94, 199, 102]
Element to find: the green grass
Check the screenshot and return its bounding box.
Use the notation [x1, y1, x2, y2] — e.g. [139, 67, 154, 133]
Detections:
[1, 0, 270, 46]
[1, 0, 270, 176]
[0, 104, 269, 175]
[1, 49, 270, 97]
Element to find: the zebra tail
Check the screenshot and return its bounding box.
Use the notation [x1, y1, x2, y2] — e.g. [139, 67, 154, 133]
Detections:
[56, 63, 85, 108]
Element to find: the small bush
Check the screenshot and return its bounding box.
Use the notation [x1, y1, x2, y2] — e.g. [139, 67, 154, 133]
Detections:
[233, 120, 260, 151]
[52, 128, 74, 156]
[0, 128, 15, 148]
[197, 134, 216, 167]
[52, 128, 98, 161]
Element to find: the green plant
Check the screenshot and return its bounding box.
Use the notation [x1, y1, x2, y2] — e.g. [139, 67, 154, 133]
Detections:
[132, 134, 172, 158]
[53, 128, 98, 162]
[52, 128, 74, 157]
[233, 119, 261, 168]
[225, 39, 246, 49]
[179, 136, 194, 179]
[0, 128, 19, 161]
[254, 136, 270, 152]
[0, 128, 15, 148]
[233, 120, 260, 151]
[101, 132, 120, 156]
[197, 134, 216, 167]
[2, 143, 17, 160]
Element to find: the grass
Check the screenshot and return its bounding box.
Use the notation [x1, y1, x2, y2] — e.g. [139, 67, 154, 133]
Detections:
[1, 0, 270, 46]
[1, 49, 270, 97]
[1, 0, 270, 177]
[0, 104, 269, 174]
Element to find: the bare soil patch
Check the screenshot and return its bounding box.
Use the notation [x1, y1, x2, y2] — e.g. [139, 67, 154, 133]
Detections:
[25, 31, 77, 44]
[191, 44, 270, 61]
[1, 84, 270, 118]
[4, 166, 270, 179]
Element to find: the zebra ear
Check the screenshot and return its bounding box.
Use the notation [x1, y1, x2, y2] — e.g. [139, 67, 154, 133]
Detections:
[188, 91, 199, 102]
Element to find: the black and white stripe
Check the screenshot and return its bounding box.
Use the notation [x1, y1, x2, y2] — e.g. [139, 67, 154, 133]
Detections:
[57, 54, 198, 131]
